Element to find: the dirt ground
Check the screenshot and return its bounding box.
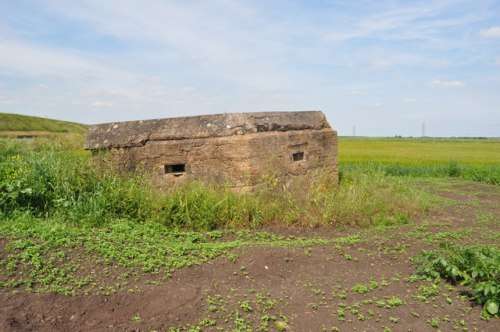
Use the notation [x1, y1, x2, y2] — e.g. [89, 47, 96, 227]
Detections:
[1, 179, 499, 332]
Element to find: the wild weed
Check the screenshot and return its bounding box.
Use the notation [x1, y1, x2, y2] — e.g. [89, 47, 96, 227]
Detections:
[413, 243, 499, 317]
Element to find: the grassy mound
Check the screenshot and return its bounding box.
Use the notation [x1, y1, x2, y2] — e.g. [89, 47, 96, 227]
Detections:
[0, 113, 87, 134]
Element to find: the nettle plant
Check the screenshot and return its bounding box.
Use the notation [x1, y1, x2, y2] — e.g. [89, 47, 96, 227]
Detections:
[413, 243, 499, 317]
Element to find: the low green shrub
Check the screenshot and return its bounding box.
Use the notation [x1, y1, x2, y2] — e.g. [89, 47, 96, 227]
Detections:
[413, 243, 500, 317]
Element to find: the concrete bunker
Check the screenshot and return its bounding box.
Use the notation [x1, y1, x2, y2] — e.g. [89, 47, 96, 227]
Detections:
[84, 111, 338, 191]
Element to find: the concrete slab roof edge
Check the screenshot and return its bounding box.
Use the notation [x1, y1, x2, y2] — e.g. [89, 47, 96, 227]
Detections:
[84, 111, 334, 150]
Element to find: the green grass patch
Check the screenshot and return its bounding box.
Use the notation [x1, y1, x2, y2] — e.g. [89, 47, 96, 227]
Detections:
[0, 113, 87, 134]
[0, 213, 349, 295]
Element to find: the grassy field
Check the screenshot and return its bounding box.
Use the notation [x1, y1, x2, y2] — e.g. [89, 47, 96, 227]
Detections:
[0, 113, 87, 134]
[339, 137, 500, 165]
[339, 137, 500, 184]
[0, 120, 498, 330]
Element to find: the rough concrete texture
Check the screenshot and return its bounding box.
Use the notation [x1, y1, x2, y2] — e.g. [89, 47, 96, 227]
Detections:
[85, 111, 337, 190]
[84, 111, 329, 149]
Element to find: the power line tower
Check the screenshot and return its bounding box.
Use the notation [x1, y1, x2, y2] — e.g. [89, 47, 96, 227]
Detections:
[353, 125, 356, 137]
[421, 122, 426, 137]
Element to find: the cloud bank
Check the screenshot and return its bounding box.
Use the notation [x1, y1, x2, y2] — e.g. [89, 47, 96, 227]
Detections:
[0, 0, 499, 136]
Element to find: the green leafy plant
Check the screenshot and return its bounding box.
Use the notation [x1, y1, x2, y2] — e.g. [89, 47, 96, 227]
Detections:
[240, 300, 252, 312]
[275, 321, 287, 331]
[413, 243, 499, 317]
[428, 317, 439, 328]
[351, 283, 369, 294]
[417, 284, 439, 300]
[386, 296, 404, 307]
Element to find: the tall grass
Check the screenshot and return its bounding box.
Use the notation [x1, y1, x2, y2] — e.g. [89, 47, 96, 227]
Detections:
[0, 138, 426, 230]
[0, 139, 159, 225]
[340, 161, 500, 185]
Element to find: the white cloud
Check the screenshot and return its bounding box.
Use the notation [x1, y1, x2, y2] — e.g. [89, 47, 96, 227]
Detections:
[372, 59, 392, 70]
[168, 100, 187, 106]
[428, 80, 466, 88]
[43, 0, 293, 90]
[0, 97, 18, 105]
[479, 26, 500, 38]
[150, 90, 167, 97]
[427, 59, 449, 67]
[495, 59, 500, 66]
[0, 36, 212, 121]
[326, 1, 485, 45]
[0, 39, 122, 79]
[402, 98, 417, 103]
[245, 89, 298, 103]
[91, 101, 114, 108]
[178, 86, 197, 93]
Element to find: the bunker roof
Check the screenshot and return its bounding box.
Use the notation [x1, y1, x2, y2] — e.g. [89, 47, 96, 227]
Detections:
[84, 111, 332, 150]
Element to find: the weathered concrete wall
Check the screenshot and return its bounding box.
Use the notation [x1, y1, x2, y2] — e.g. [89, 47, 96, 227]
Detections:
[85, 111, 338, 191]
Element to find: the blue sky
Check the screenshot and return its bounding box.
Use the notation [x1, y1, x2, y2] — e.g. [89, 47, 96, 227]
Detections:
[1, 0, 499, 137]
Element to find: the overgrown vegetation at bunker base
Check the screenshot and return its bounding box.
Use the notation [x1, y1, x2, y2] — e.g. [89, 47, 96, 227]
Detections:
[0, 114, 499, 330]
[0, 137, 422, 229]
[0, 135, 426, 298]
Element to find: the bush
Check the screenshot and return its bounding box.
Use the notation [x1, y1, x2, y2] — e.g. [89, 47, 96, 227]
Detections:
[413, 243, 500, 317]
